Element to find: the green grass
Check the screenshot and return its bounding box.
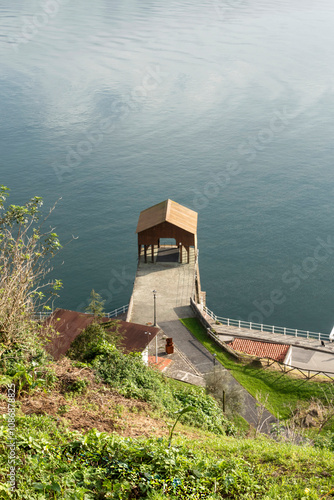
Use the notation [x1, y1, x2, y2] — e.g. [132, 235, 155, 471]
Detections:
[180, 318, 334, 421]
[1, 412, 334, 499]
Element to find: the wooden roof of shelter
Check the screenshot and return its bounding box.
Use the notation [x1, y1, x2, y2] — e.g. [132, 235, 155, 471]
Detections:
[136, 199, 198, 235]
[44, 309, 160, 361]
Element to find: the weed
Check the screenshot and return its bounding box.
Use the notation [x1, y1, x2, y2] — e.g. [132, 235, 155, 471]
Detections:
[58, 404, 70, 415]
[65, 378, 89, 395]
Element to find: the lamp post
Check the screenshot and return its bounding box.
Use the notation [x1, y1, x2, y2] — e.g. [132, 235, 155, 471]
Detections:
[152, 289, 157, 326]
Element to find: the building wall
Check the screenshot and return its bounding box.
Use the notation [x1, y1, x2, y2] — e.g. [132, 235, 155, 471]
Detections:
[138, 221, 195, 247]
[142, 346, 149, 365]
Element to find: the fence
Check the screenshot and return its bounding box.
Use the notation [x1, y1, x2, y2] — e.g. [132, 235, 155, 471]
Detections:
[34, 304, 129, 321]
[105, 304, 129, 318]
[201, 304, 328, 342]
[205, 325, 334, 383]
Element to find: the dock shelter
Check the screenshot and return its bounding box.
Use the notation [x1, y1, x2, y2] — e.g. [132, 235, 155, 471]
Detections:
[136, 199, 198, 263]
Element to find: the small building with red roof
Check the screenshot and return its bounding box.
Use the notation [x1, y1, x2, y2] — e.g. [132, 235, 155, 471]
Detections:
[44, 308, 160, 364]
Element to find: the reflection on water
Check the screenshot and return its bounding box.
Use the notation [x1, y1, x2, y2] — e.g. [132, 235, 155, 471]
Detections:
[1, 0, 334, 333]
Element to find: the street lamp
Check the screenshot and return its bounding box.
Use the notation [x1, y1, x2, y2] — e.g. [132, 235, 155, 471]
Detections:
[152, 289, 157, 326]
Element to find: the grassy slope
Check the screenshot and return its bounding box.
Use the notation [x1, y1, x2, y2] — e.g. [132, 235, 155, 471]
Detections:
[180, 318, 334, 421]
[1, 411, 334, 499]
[1, 329, 334, 498]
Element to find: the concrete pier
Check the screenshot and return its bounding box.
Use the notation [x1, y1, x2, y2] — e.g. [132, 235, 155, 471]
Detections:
[128, 246, 197, 325]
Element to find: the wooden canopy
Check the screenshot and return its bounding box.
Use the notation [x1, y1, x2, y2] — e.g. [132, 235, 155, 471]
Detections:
[136, 200, 198, 263]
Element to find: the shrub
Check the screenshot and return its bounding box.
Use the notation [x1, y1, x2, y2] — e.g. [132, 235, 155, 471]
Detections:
[67, 322, 122, 362]
[0, 185, 63, 356]
[205, 368, 244, 416]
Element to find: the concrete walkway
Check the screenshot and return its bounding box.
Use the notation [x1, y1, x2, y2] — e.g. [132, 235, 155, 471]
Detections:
[213, 322, 334, 355]
[129, 247, 196, 325]
[290, 346, 334, 376]
[159, 315, 276, 432]
[159, 316, 215, 375]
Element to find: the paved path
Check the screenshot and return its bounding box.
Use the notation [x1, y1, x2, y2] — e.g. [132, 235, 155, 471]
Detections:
[159, 316, 276, 432]
[160, 316, 215, 375]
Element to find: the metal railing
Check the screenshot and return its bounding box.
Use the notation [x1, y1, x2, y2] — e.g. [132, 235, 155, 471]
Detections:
[207, 326, 334, 382]
[105, 304, 129, 318]
[34, 303, 129, 321]
[202, 305, 328, 342]
[34, 311, 51, 321]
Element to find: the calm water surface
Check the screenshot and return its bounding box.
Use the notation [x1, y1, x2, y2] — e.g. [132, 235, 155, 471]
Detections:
[1, 0, 334, 333]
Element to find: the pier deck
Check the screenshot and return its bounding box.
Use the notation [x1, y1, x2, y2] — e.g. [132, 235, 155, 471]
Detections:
[129, 246, 197, 325]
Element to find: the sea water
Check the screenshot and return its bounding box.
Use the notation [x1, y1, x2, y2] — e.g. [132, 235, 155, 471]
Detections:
[0, 0, 334, 333]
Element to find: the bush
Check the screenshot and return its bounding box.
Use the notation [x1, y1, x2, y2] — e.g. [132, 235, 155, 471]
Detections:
[67, 322, 122, 362]
[313, 431, 334, 451]
[205, 368, 244, 416]
[0, 186, 63, 356]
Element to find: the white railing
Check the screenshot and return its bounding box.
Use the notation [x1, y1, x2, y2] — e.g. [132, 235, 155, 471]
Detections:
[202, 305, 328, 342]
[34, 304, 129, 321]
[105, 304, 129, 318]
[34, 311, 52, 321]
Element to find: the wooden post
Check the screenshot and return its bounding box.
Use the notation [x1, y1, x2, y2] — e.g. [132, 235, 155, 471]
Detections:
[186, 246, 190, 263]
[144, 245, 147, 263]
[179, 243, 182, 263]
[151, 244, 154, 262]
[138, 244, 141, 260]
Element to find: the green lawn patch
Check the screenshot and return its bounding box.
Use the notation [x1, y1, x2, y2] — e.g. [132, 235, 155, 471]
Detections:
[180, 318, 333, 420]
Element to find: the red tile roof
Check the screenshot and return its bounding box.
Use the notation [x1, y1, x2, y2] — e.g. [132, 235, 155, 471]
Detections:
[44, 309, 159, 360]
[228, 338, 290, 363]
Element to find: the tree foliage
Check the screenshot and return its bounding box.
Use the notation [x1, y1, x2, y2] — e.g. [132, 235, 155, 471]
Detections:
[0, 185, 62, 354]
[67, 321, 123, 362]
[85, 289, 105, 317]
